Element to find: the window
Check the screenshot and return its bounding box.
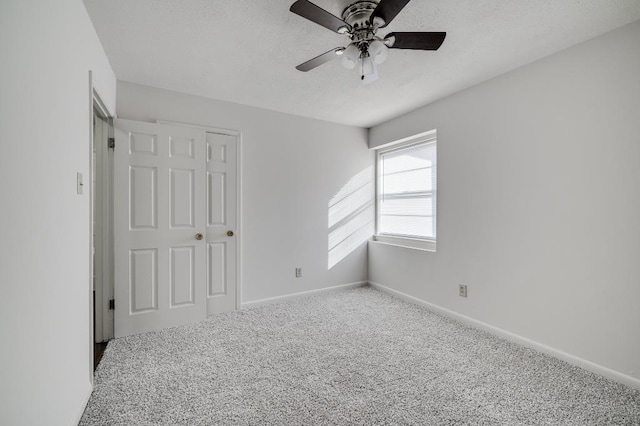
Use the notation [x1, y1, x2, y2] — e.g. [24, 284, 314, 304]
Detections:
[376, 131, 436, 250]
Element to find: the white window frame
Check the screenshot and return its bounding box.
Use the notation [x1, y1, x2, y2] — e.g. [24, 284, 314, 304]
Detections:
[374, 130, 437, 252]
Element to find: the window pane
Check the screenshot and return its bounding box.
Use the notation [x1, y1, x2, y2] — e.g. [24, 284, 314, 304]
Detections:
[378, 139, 436, 240]
[382, 167, 433, 194]
[379, 215, 434, 238]
[382, 146, 434, 174]
[379, 196, 433, 217]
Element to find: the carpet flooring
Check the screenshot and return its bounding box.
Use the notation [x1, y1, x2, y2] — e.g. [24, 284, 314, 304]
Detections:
[81, 286, 640, 425]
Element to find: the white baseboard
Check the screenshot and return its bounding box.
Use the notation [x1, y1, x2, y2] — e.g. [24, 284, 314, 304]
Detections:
[73, 382, 93, 425]
[241, 281, 367, 309]
[368, 281, 640, 391]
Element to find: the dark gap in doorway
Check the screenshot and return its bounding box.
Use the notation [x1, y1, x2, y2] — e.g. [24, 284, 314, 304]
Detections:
[94, 342, 107, 371]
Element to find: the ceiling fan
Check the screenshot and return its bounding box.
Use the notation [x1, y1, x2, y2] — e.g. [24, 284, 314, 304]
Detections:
[289, 0, 446, 84]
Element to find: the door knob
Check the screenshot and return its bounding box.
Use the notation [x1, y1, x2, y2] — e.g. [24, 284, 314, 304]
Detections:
[227, 230, 234, 237]
[195, 233, 204, 241]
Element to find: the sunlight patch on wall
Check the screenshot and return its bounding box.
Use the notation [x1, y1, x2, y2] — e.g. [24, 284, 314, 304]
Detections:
[328, 167, 374, 269]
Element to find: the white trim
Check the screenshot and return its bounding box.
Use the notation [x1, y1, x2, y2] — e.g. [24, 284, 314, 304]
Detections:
[156, 119, 240, 136]
[92, 86, 111, 119]
[368, 281, 640, 391]
[372, 235, 436, 252]
[88, 72, 95, 384]
[94, 109, 114, 342]
[377, 137, 436, 156]
[73, 382, 93, 426]
[91, 82, 115, 344]
[375, 132, 437, 242]
[241, 281, 368, 309]
[93, 109, 104, 344]
[370, 129, 437, 151]
[236, 133, 243, 311]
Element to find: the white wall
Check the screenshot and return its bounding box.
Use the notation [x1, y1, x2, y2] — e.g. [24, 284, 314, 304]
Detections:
[369, 20, 640, 383]
[0, 1, 116, 425]
[117, 82, 373, 304]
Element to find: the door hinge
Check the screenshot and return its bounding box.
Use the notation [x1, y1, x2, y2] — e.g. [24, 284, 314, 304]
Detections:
[108, 137, 115, 150]
[109, 299, 115, 310]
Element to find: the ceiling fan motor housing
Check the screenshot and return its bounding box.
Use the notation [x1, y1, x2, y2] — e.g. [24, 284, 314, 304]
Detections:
[341, 0, 383, 55]
[341, 1, 378, 31]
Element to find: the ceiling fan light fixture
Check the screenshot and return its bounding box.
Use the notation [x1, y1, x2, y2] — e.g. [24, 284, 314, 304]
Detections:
[368, 39, 389, 64]
[361, 55, 379, 85]
[361, 55, 374, 75]
[340, 43, 360, 69]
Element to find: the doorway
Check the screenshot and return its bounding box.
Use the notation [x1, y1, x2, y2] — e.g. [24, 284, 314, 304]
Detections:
[92, 94, 114, 370]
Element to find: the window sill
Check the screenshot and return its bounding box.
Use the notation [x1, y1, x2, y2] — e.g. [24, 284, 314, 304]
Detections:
[372, 235, 437, 252]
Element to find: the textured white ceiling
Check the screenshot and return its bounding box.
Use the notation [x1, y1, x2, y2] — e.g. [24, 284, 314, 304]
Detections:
[84, 0, 640, 127]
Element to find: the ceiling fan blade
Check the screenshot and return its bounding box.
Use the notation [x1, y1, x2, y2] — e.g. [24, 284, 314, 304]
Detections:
[372, 0, 411, 28]
[295, 48, 343, 72]
[290, 0, 351, 34]
[385, 32, 446, 50]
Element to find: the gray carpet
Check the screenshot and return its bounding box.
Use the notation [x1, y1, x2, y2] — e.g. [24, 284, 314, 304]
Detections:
[81, 286, 640, 425]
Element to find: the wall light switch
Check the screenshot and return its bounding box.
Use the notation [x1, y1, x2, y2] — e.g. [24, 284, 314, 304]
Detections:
[77, 172, 84, 195]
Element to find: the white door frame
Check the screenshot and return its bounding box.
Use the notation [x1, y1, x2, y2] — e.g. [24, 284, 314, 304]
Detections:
[157, 120, 242, 311]
[89, 71, 114, 380]
[93, 101, 114, 343]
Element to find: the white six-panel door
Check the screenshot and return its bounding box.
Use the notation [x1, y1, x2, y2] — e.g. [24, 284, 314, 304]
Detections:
[206, 132, 237, 314]
[114, 119, 208, 337]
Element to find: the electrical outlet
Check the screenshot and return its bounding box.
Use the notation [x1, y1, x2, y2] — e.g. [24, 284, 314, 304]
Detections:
[295, 267, 302, 278]
[459, 284, 468, 298]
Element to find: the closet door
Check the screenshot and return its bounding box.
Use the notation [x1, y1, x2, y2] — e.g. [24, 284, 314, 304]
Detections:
[113, 119, 206, 337]
[205, 132, 238, 314]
